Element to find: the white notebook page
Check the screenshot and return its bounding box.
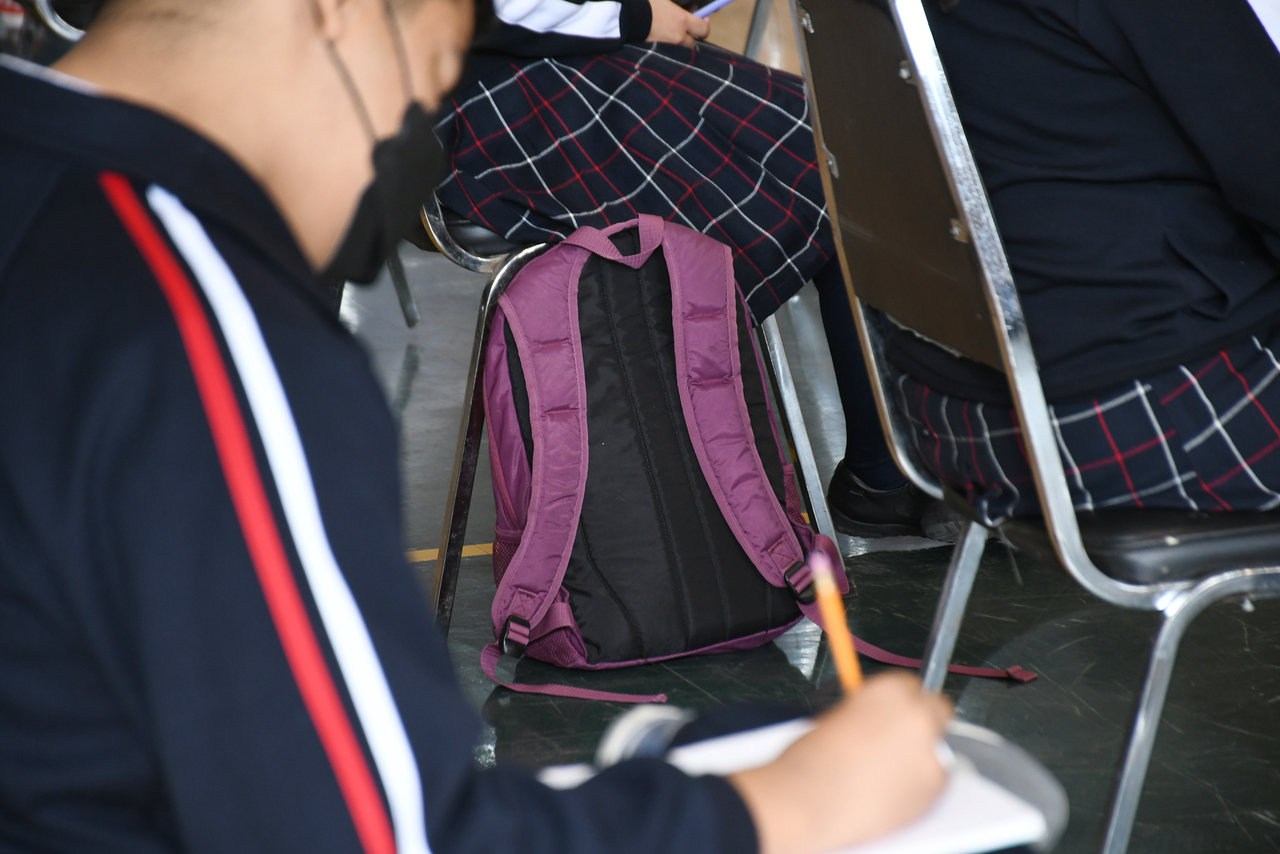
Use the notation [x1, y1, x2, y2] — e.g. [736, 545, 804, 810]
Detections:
[540, 719, 1047, 854]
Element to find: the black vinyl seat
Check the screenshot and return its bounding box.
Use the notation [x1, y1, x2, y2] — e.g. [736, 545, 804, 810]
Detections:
[407, 204, 525, 259]
[436, 207, 525, 258]
[993, 502, 1280, 586]
[935, 487, 1280, 585]
[793, 1, 1280, 851]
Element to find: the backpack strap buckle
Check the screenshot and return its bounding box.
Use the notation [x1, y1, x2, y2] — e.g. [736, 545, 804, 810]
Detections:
[783, 561, 816, 605]
[500, 615, 532, 658]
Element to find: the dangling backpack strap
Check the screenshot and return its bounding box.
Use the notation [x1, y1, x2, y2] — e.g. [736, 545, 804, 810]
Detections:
[480, 644, 668, 702]
[850, 638, 1037, 682]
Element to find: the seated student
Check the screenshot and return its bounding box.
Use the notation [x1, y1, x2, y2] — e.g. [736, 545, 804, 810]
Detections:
[435, 0, 935, 538]
[0, 1, 953, 853]
[886, 0, 1280, 522]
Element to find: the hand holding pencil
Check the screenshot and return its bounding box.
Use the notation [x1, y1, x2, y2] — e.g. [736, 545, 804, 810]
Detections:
[729, 673, 952, 854]
[727, 551, 952, 854]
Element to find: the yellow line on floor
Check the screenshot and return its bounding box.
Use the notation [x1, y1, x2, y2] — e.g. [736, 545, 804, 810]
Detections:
[406, 543, 493, 563]
[407, 516, 809, 562]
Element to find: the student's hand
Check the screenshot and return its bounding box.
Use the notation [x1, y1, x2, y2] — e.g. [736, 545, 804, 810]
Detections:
[646, 0, 711, 47]
[729, 672, 952, 854]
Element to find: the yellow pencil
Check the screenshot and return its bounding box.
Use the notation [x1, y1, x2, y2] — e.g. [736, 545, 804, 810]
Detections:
[808, 550, 863, 694]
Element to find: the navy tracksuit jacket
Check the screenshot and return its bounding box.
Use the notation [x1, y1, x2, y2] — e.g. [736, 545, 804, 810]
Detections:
[0, 57, 755, 854]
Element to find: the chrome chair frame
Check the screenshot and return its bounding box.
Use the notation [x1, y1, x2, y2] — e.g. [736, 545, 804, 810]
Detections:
[788, 1, 1280, 852]
[743, 0, 775, 62]
[30, 0, 84, 42]
[739, 0, 837, 542]
[421, 195, 549, 634]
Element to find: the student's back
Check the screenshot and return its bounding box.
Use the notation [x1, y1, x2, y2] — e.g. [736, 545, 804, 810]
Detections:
[884, 0, 1280, 521]
[889, 0, 1280, 403]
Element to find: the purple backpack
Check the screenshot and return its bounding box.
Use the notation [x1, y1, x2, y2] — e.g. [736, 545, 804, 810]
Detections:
[480, 215, 844, 702]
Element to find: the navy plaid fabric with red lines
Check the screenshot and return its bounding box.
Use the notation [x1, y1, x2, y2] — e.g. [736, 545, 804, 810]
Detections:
[896, 329, 1280, 522]
[436, 42, 833, 322]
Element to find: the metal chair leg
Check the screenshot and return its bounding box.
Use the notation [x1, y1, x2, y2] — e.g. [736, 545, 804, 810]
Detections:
[760, 313, 839, 546]
[387, 248, 421, 328]
[1098, 571, 1269, 854]
[1098, 618, 1188, 854]
[432, 291, 494, 634]
[432, 245, 548, 635]
[921, 521, 989, 692]
[743, 0, 774, 61]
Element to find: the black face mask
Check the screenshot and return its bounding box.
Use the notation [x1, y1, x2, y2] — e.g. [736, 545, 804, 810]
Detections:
[323, 101, 449, 285]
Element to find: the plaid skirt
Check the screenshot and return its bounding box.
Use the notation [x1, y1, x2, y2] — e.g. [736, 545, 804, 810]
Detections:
[435, 42, 833, 322]
[895, 328, 1280, 522]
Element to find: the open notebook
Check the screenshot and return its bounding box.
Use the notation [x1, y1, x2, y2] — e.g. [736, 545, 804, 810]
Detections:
[538, 719, 1048, 854]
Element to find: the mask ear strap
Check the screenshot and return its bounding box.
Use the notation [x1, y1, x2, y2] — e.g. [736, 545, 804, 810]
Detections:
[380, 0, 418, 104]
[313, 0, 379, 143]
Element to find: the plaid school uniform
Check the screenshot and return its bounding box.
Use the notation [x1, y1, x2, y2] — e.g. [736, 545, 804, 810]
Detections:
[895, 328, 1280, 523]
[435, 42, 834, 323]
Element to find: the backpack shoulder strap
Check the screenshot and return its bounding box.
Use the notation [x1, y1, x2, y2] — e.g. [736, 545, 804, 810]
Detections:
[661, 223, 808, 587]
[490, 244, 593, 634]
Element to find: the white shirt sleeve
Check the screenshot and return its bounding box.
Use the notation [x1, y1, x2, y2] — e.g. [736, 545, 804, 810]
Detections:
[492, 0, 625, 39]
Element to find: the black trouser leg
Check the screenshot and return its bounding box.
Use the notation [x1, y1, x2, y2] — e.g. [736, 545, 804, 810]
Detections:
[813, 261, 905, 491]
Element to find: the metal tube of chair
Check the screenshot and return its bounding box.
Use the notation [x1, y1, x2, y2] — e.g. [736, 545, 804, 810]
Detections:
[431, 244, 548, 635]
[1099, 610, 1189, 854]
[885, 0, 1174, 611]
[432, 294, 495, 634]
[743, 0, 775, 60]
[1099, 569, 1280, 854]
[921, 521, 988, 693]
[386, 249, 420, 328]
[760, 314, 839, 546]
[421, 194, 507, 276]
[34, 0, 85, 41]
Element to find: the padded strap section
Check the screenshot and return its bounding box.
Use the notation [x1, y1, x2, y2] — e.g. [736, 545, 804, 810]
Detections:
[665, 225, 805, 585]
[491, 247, 593, 632]
[562, 214, 665, 269]
[484, 310, 532, 537]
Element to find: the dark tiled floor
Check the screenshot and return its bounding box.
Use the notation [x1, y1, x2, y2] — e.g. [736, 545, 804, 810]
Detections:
[349, 246, 1280, 854]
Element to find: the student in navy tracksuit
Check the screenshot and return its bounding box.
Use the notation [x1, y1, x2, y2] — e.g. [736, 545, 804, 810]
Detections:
[0, 2, 951, 853]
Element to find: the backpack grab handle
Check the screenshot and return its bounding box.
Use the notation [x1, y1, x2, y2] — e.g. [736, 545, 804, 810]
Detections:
[562, 214, 665, 268]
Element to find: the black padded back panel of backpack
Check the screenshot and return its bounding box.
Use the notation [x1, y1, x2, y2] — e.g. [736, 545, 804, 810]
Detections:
[548, 228, 801, 663]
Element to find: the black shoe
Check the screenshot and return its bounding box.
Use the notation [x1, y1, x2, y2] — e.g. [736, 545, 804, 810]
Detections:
[920, 501, 968, 544]
[826, 460, 930, 537]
